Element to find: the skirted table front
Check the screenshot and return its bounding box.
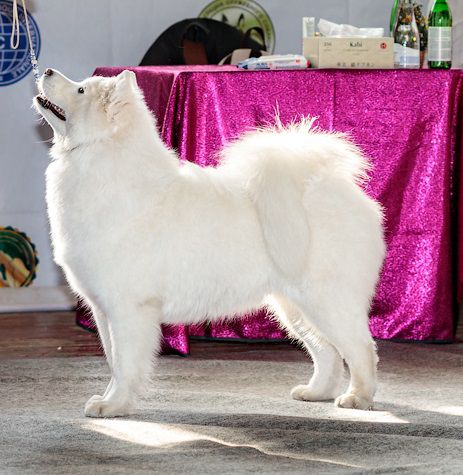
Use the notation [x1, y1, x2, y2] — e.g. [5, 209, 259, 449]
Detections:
[77, 66, 463, 353]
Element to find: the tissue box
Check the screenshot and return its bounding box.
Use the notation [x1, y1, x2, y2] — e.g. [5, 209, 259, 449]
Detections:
[303, 37, 394, 69]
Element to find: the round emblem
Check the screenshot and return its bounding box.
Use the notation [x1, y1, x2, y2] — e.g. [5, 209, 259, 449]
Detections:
[0, 226, 38, 287]
[199, 0, 275, 53]
[0, 0, 41, 86]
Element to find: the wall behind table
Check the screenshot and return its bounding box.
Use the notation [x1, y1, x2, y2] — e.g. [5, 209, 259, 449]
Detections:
[0, 0, 460, 288]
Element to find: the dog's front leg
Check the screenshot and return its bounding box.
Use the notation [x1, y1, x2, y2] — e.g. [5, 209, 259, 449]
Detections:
[84, 300, 162, 418]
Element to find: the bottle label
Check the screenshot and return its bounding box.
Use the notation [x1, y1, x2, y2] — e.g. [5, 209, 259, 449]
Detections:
[428, 27, 452, 61]
[398, 25, 412, 32]
[394, 43, 420, 68]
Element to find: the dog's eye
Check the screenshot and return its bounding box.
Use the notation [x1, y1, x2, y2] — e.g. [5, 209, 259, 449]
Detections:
[78, 87, 85, 94]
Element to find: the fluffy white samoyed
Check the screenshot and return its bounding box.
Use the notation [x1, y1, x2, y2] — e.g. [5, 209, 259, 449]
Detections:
[34, 68, 385, 418]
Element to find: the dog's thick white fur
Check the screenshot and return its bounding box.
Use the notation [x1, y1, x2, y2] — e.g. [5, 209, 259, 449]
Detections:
[34, 69, 385, 418]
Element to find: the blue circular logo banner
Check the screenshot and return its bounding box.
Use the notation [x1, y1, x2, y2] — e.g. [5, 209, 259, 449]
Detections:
[0, 0, 40, 86]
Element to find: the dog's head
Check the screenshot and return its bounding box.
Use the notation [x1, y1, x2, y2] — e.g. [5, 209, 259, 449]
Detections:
[34, 69, 142, 146]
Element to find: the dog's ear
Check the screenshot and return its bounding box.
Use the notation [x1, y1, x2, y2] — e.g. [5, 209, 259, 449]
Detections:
[104, 70, 138, 124]
[116, 70, 137, 89]
[112, 70, 137, 100]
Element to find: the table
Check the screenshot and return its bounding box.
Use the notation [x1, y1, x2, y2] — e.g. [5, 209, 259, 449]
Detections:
[77, 66, 463, 353]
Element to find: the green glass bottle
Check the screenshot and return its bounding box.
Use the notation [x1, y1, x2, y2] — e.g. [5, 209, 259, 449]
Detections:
[428, 0, 452, 69]
[390, 0, 399, 36]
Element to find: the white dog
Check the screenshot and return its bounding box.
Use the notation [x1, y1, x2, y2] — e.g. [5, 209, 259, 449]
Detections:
[34, 69, 385, 418]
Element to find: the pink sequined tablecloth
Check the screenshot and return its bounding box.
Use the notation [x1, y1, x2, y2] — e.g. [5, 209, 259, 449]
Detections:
[77, 66, 463, 353]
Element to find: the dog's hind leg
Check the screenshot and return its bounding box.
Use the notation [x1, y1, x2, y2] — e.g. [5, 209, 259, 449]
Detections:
[292, 292, 378, 411]
[84, 299, 161, 418]
[268, 295, 345, 401]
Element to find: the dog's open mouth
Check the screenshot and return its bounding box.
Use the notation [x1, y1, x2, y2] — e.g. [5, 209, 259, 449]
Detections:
[36, 95, 66, 121]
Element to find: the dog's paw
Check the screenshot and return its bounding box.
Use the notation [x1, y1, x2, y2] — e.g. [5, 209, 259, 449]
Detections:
[290, 384, 338, 402]
[334, 392, 373, 410]
[84, 395, 132, 418]
[86, 394, 104, 405]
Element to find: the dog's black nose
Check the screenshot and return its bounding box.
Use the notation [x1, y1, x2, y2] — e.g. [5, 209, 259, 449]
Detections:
[44, 68, 54, 76]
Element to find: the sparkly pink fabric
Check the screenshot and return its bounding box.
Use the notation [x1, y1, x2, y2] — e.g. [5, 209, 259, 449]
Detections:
[77, 66, 463, 352]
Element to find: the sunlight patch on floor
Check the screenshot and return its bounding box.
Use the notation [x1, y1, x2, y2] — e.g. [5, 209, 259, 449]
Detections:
[331, 409, 409, 424]
[83, 419, 364, 468]
[84, 419, 200, 447]
[436, 406, 463, 416]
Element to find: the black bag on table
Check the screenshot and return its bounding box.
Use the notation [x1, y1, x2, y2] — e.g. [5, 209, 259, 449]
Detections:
[139, 18, 266, 65]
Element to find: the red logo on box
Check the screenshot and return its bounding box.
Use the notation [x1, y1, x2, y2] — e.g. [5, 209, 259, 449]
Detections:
[380, 42, 387, 49]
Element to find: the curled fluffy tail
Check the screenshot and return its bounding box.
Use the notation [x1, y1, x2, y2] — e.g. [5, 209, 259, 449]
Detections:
[218, 116, 370, 187]
[217, 118, 372, 279]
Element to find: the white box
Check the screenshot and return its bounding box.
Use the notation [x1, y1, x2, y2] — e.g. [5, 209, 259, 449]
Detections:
[303, 37, 394, 69]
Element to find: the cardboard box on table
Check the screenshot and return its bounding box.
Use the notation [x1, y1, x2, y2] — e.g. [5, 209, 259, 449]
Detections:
[303, 37, 394, 69]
